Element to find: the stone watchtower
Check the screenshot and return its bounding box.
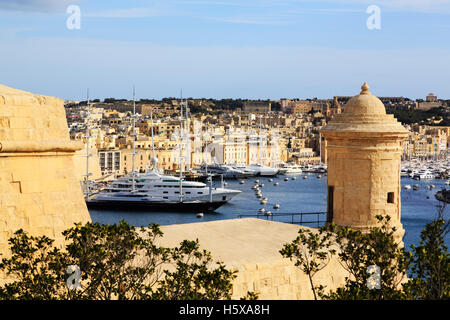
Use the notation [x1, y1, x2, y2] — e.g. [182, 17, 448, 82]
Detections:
[0, 84, 91, 255]
[321, 82, 408, 242]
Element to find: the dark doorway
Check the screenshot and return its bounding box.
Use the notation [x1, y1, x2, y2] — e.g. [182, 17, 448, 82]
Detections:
[327, 186, 334, 223]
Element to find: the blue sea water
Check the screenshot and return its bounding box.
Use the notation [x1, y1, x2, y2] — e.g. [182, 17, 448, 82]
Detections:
[90, 174, 449, 250]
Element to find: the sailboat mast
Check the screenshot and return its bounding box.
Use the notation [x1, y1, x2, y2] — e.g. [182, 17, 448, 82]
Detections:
[259, 115, 262, 165]
[185, 99, 189, 170]
[132, 86, 136, 193]
[85, 88, 91, 198]
[150, 109, 155, 166]
[179, 91, 183, 202]
[319, 131, 322, 164]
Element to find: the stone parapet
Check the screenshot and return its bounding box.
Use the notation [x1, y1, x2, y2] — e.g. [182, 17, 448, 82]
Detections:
[0, 84, 91, 256]
[157, 219, 349, 300]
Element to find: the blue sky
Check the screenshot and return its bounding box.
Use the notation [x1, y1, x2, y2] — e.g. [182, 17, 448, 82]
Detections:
[0, 0, 449, 100]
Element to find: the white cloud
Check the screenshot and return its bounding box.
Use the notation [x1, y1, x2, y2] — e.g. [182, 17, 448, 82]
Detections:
[3, 36, 449, 100]
[0, 0, 80, 12]
[85, 7, 164, 19]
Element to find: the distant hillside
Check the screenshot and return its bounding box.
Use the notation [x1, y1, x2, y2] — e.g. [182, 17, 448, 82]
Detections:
[387, 106, 450, 126]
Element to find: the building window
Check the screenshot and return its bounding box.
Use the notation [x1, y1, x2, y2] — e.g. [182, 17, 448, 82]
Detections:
[387, 192, 395, 204]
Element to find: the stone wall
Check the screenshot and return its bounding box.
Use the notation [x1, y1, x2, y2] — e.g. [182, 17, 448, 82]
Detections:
[158, 218, 349, 300]
[0, 84, 91, 255]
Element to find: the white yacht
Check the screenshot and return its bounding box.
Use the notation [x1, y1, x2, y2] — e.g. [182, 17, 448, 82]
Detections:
[246, 164, 279, 176]
[231, 165, 258, 177]
[86, 170, 241, 212]
[279, 163, 303, 175]
[86, 92, 241, 212]
[413, 170, 434, 180]
[200, 164, 251, 179]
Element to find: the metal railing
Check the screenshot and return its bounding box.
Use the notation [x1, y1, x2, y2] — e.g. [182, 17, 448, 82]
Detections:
[238, 212, 327, 228]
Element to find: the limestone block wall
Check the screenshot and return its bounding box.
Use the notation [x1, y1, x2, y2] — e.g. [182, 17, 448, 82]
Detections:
[158, 219, 349, 300]
[0, 84, 91, 255]
[325, 134, 405, 238]
[229, 255, 347, 300]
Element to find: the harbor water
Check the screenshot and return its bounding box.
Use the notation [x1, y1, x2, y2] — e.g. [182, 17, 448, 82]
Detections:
[90, 174, 449, 250]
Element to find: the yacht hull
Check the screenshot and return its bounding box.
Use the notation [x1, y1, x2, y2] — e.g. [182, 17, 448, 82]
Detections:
[86, 199, 228, 213]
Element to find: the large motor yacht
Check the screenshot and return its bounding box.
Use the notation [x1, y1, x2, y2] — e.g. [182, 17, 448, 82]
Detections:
[86, 170, 241, 212]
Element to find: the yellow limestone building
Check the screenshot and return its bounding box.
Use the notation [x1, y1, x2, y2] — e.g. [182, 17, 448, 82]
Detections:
[0, 84, 91, 254]
[321, 82, 409, 242]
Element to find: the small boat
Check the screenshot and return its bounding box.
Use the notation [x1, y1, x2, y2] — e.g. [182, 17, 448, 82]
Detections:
[196, 213, 204, 218]
[260, 199, 267, 205]
[413, 184, 420, 190]
[274, 182, 279, 186]
[284, 178, 289, 182]
[268, 178, 273, 182]
[412, 170, 434, 180]
[279, 163, 303, 175]
[258, 208, 266, 214]
[273, 204, 280, 209]
[303, 176, 307, 179]
[404, 185, 411, 190]
[264, 211, 272, 216]
[239, 180, 245, 184]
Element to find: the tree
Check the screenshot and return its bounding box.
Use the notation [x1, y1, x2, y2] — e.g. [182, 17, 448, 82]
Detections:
[150, 239, 237, 300]
[280, 227, 336, 300]
[322, 216, 410, 300]
[403, 203, 449, 299]
[62, 221, 170, 300]
[0, 221, 250, 300]
[0, 230, 67, 300]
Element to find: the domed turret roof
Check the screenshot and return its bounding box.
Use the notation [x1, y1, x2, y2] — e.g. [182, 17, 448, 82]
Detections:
[343, 82, 386, 115]
[321, 82, 409, 136]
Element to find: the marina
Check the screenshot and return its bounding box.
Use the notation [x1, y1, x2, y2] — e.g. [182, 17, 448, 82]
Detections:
[90, 172, 449, 250]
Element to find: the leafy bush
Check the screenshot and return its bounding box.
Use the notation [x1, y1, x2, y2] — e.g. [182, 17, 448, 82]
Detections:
[0, 221, 253, 300]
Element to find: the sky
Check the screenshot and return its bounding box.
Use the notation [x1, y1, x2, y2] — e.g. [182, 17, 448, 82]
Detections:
[0, 0, 449, 101]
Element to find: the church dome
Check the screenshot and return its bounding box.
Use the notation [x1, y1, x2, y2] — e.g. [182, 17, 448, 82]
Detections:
[343, 82, 386, 115]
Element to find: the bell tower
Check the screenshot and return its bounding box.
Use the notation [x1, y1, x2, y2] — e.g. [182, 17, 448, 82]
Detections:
[321, 82, 408, 243]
